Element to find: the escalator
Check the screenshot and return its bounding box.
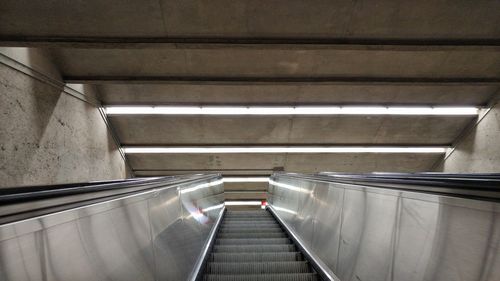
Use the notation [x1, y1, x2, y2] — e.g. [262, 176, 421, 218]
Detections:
[203, 210, 320, 281]
[2, 173, 499, 281]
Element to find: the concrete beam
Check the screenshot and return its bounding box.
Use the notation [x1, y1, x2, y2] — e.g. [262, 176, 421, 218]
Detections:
[225, 191, 267, 200]
[51, 47, 500, 81]
[224, 182, 268, 192]
[2, 37, 500, 49]
[97, 83, 498, 106]
[66, 76, 500, 84]
[133, 169, 272, 177]
[127, 153, 441, 173]
[109, 115, 473, 146]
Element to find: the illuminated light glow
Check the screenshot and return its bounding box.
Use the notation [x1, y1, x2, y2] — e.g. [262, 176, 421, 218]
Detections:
[202, 203, 225, 212]
[274, 206, 298, 215]
[269, 179, 311, 194]
[223, 177, 270, 182]
[105, 106, 478, 116]
[179, 179, 224, 194]
[123, 146, 448, 154]
[224, 201, 262, 206]
[191, 211, 204, 220]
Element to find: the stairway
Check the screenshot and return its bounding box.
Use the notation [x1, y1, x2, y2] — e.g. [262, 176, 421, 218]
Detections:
[203, 210, 320, 281]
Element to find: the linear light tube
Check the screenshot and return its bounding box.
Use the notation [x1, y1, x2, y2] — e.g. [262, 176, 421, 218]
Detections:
[105, 106, 478, 116]
[123, 146, 448, 154]
[224, 201, 262, 206]
[223, 177, 270, 182]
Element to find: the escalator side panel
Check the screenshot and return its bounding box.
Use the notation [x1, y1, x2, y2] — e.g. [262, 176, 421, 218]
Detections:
[269, 174, 500, 281]
[0, 176, 225, 281]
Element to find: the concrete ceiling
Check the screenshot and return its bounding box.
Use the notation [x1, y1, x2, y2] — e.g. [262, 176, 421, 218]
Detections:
[48, 47, 500, 80]
[111, 116, 472, 145]
[1, 1, 500, 39]
[1, 1, 500, 201]
[97, 84, 497, 105]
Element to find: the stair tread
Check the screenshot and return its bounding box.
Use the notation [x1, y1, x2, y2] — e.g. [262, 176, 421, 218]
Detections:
[203, 210, 315, 278]
[205, 261, 310, 274]
[203, 273, 319, 281]
[213, 244, 296, 253]
[210, 252, 303, 262]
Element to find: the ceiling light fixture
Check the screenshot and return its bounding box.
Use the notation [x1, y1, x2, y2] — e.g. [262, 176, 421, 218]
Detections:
[223, 177, 270, 182]
[105, 106, 478, 116]
[224, 201, 263, 206]
[123, 146, 448, 154]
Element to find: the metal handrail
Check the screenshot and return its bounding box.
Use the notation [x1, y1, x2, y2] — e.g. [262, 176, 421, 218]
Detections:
[273, 172, 500, 201]
[0, 174, 221, 224]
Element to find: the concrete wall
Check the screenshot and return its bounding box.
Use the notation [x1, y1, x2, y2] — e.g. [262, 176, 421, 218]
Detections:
[435, 98, 500, 172]
[0, 48, 127, 188]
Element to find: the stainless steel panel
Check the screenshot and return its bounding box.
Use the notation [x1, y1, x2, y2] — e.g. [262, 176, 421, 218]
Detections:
[268, 175, 500, 281]
[0, 175, 224, 281]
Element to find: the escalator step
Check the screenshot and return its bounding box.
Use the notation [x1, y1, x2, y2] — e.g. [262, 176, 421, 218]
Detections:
[221, 223, 280, 227]
[205, 261, 310, 274]
[224, 218, 275, 221]
[213, 244, 296, 253]
[210, 252, 303, 262]
[224, 212, 273, 218]
[215, 238, 291, 245]
[223, 218, 274, 221]
[217, 232, 287, 239]
[203, 210, 317, 279]
[224, 216, 273, 219]
[218, 228, 283, 233]
[203, 273, 319, 281]
[222, 221, 278, 225]
[225, 211, 270, 215]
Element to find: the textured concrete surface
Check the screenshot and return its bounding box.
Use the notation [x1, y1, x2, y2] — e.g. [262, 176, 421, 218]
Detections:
[224, 182, 267, 192]
[111, 115, 471, 145]
[52, 47, 500, 79]
[225, 191, 266, 200]
[0, 60, 126, 187]
[134, 170, 275, 177]
[2, 0, 499, 197]
[1, 1, 499, 38]
[436, 101, 500, 172]
[98, 84, 497, 105]
[0, 47, 62, 80]
[128, 153, 440, 174]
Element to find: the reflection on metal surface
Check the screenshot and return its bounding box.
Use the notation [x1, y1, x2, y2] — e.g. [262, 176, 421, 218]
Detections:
[179, 179, 224, 194]
[269, 179, 312, 194]
[268, 205, 341, 281]
[273, 206, 298, 215]
[0, 175, 224, 281]
[187, 206, 225, 281]
[268, 174, 500, 281]
[202, 203, 225, 212]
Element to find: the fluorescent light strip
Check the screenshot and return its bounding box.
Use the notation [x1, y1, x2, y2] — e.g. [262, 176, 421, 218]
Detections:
[223, 177, 270, 182]
[105, 106, 478, 116]
[224, 201, 262, 206]
[123, 146, 448, 154]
